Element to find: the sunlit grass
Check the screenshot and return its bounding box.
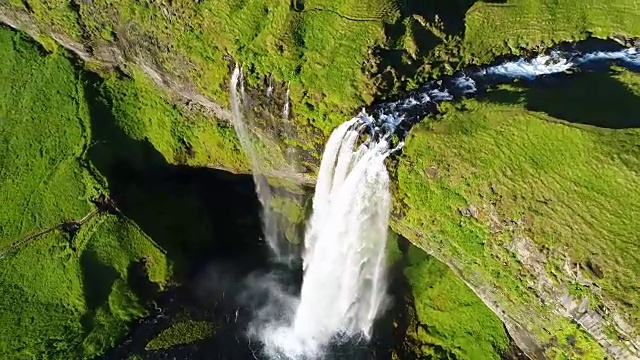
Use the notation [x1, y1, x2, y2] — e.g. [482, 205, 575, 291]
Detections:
[146, 320, 216, 351]
[464, 0, 640, 63]
[388, 237, 511, 359]
[394, 68, 640, 358]
[0, 26, 169, 359]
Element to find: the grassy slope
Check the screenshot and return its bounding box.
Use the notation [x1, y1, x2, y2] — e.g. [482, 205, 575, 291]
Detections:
[4, 0, 391, 130]
[1, 0, 637, 174]
[4, 0, 640, 165]
[393, 69, 640, 358]
[98, 69, 249, 173]
[0, 27, 169, 359]
[2, 0, 640, 357]
[463, 0, 640, 63]
[0, 0, 393, 172]
[386, 236, 511, 360]
[145, 320, 215, 351]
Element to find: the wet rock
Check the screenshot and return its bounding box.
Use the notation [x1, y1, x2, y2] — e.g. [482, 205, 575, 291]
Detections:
[468, 204, 479, 219]
[489, 204, 502, 233]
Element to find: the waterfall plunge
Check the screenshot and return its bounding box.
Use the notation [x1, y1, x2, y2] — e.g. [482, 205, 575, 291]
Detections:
[261, 114, 392, 359]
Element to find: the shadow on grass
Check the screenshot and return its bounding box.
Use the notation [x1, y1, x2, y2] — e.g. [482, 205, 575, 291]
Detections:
[81, 250, 119, 311]
[396, 0, 506, 37]
[82, 71, 268, 279]
[525, 71, 640, 129]
[375, 0, 507, 95]
[378, 236, 458, 359]
[80, 250, 119, 332]
[479, 70, 640, 129]
[374, 235, 528, 360]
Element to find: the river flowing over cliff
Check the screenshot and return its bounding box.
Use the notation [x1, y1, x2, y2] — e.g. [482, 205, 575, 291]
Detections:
[257, 114, 398, 358]
[230, 44, 640, 359]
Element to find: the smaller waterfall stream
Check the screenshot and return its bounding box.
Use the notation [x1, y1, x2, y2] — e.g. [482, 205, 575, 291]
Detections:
[283, 85, 290, 121]
[230, 65, 283, 259]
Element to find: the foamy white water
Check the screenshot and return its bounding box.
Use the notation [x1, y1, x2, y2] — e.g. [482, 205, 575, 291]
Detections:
[576, 47, 640, 66]
[370, 46, 640, 125]
[481, 47, 640, 80]
[481, 51, 574, 79]
[283, 85, 291, 121]
[260, 114, 392, 358]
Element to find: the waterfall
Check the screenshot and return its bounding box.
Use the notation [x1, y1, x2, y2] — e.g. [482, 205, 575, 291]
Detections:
[260, 113, 393, 358]
[240, 43, 640, 359]
[230, 45, 640, 261]
[283, 84, 290, 121]
[294, 114, 391, 342]
[230, 65, 284, 259]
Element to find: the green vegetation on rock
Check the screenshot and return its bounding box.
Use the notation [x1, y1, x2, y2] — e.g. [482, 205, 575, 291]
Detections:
[0, 26, 169, 359]
[97, 67, 249, 172]
[2, 0, 640, 358]
[388, 236, 511, 359]
[463, 0, 640, 62]
[393, 68, 640, 358]
[146, 320, 216, 351]
[5, 0, 640, 166]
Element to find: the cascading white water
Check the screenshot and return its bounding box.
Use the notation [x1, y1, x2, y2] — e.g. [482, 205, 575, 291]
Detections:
[230, 65, 283, 258]
[260, 113, 393, 358]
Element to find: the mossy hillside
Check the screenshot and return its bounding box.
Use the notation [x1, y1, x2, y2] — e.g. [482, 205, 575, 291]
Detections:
[0, 27, 91, 244]
[6, 0, 640, 170]
[3, 1, 640, 357]
[85, 73, 263, 278]
[3, 0, 394, 156]
[463, 0, 640, 64]
[376, 0, 640, 93]
[387, 236, 511, 360]
[392, 69, 640, 357]
[267, 193, 308, 245]
[145, 319, 216, 351]
[97, 67, 250, 173]
[0, 27, 169, 359]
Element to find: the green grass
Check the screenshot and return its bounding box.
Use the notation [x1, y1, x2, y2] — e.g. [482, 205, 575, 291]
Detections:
[9, 0, 83, 41]
[4, 0, 394, 164]
[0, 26, 91, 244]
[393, 68, 640, 358]
[388, 236, 511, 359]
[0, 26, 169, 359]
[97, 67, 249, 173]
[8, 0, 640, 108]
[67, 0, 389, 125]
[7, 0, 640, 168]
[146, 320, 216, 351]
[463, 0, 640, 64]
[5, 1, 640, 358]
